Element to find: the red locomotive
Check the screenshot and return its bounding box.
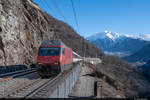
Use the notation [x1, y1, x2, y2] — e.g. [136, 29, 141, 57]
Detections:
[36, 40, 73, 77]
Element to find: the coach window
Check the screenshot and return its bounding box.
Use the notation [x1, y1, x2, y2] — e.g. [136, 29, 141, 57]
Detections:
[62, 48, 65, 54]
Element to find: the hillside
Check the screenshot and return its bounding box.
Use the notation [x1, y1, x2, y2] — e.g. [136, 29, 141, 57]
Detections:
[93, 56, 150, 97]
[122, 44, 150, 62]
[0, 0, 150, 98]
[139, 60, 150, 78]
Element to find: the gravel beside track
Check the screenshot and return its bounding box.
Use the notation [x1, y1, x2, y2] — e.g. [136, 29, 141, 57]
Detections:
[7, 78, 52, 98]
[0, 62, 81, 98]
[0, 71, 39, 97]
[26, 62, 81, 98]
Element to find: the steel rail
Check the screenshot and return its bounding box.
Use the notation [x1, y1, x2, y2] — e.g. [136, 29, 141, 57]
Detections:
[1, 62, 80, 98]
[0, 69, 37, 83]
[25, 62, 81, 98]
[24, 73, 62, 98]
[1, 78, 41, 98]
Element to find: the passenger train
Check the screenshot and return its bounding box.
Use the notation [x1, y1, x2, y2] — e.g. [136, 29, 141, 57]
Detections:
[36, 40, 80, 77]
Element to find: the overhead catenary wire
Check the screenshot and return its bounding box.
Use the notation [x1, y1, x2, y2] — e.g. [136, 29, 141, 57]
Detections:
[51, 0, 67, 22]
[70, 0, 80, 34]
[39, 0, 57, 17]
[40, 0, 67, 22]
[70, 0, 85, 64]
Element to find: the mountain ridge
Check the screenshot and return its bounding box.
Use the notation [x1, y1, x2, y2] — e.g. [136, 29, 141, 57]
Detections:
[87, 31, 150, 41]
[86, 31, 150, 54]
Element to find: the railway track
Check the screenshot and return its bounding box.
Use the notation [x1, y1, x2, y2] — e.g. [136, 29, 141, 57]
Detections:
[0, 69, 38, 97]
[25, 63, 80, 98]
[1, 72, 64, 98]
[3, 78, 48, 98]
[1, 62, 81, 98]
[25, 73, 63, 98]
[3, 70, 68, 98]
[0, 68, 37, 82]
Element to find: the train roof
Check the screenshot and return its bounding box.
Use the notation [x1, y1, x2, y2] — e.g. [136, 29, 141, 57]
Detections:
[41, 40, 65, 46]
[41, 40, 72, 50]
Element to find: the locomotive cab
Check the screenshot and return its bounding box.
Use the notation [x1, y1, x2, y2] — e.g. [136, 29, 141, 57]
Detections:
[36, 40, 73, 77]
[37, 47, 62, 76]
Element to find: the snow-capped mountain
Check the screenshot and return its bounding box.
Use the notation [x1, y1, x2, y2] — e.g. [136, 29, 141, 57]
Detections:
[87, 30, 120, 41]
[86, 31, 150, 55]
[137, 33, 150, 41]
[86, 30, 150, 42]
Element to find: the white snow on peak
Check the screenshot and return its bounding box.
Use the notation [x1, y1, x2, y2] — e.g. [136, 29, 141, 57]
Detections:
[104, 30, 108, 33]
[87, 31, 150, 42]
[145, 34, 150, 40]
[124, 34, 132, 37]
[104, 30, 120, 41]
[123, 34, 137, 39]
[87, 30, 121, 41]
[137, 33, 150, 41]
[106, 33, 114, 39]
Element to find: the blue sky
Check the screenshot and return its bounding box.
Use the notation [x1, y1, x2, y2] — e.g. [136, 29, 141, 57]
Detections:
[33, 0, 150, 37]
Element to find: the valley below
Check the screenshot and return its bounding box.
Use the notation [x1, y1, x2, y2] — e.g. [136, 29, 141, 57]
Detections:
[86, 31, 150, 80]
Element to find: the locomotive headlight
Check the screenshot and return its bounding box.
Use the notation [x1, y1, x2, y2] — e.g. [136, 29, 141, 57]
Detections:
[38, 62, 43, 65]
[54, 62, 59, 65]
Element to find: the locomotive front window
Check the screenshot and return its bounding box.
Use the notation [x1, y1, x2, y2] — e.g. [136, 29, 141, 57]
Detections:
[38, 47, 60, 56]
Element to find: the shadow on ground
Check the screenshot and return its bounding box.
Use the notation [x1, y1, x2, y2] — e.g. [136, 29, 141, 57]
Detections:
[82, 72, 97, 78]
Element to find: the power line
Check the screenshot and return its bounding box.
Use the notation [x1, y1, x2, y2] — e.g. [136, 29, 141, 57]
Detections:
[70, 0, 80, 34]
[41, 0, 67, 22]
[70, 0, 85, 63]
[51, 0, 67, 22]
[40, 0, 57, 17]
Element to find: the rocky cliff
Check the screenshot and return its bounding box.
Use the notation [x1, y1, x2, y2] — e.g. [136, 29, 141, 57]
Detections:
[0, 0, 104, 66]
